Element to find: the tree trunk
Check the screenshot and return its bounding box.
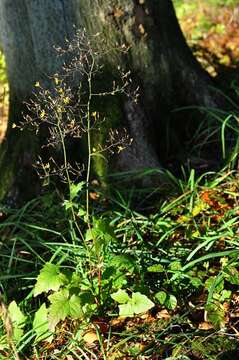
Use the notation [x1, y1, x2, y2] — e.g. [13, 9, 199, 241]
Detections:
[0, 0, 81, 202]
[80, 0, 221, 167]
[0, 0, 221, 201]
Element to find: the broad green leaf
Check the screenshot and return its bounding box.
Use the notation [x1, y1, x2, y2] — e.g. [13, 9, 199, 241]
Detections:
[33, 304, 53, 343]
[12, 328, 24, 344]
[68, 294, 83, 318]
[111, 289, 130, 304]
[147, 264, 164, 273]
[8, 301, 26, 327]
[131, 293, 154, 315]
[112, 273, 128, 289]
[34, 263, 67, 296]
[8, 301, 26, 343]
[69, 272, 82, 288]
[119, 303, 134, 317]
[205, 302, 225, 329]
[165, 295, 177, 310]
[155, 291, 167, 305]
[48, 289, 82, 330]
[48, 289, 70, 330]
[110, 255, 135, 272]
[94, 237, 105, 256]
[113, 292, 154, 317]
[94, 219, 116, 242]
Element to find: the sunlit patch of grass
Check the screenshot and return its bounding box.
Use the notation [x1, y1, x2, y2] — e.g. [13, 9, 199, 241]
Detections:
[1, 169, 239, 358]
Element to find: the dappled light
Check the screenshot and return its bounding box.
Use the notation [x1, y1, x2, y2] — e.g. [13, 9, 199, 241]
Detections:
[175, 0, 239, 76]
[0, 51, 8, 143]
[1, 1, 239, 359]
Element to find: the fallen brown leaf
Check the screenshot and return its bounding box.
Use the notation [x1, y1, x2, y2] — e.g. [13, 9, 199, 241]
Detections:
[198, 321, 214, 330]
[83, 330, 98, 345]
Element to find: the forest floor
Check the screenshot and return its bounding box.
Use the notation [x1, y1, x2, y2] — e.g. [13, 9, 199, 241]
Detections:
[1, 2, 239, 360]
[177, 1, 239, 77]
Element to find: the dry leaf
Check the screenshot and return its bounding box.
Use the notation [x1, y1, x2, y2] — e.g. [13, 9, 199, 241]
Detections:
[83, 330, 98, 345]
[156, 309, 171, 320]
[198, 321, 214, 330]
[89, 192, 100, 200]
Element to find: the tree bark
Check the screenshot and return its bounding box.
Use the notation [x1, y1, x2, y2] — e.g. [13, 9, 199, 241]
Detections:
[0, 0, 221, 201]
[83, 1, 224, 171]
[0, 0, 81, 202]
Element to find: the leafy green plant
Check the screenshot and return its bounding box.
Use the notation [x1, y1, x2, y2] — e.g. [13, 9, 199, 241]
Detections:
[111, 289, 154, 317]
[2, 19, 239, 359]
[0, 300, 26, 359]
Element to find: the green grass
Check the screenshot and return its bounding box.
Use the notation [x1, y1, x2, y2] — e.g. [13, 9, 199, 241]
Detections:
[1, 167, 239, 359]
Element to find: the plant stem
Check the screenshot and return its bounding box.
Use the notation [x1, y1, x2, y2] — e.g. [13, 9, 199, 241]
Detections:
[86, 55, 95, 224]
[56, 115, 84, 243]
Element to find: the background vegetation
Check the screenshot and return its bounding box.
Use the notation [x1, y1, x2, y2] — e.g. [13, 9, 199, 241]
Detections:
[1, 1, 239, 359]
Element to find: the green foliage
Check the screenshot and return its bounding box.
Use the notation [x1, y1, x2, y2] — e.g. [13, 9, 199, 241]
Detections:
[111, 290, 154, 317]
[8, 301, 27, 343]
[0, 51, 7, 85]
[33, 304, 52, 343]
[155, 292, 177, 310]
[2, 18, 239, 359]
[34, 263, 68, 296]
[0, 301, 27, 351]
[48, 290, 83, 330]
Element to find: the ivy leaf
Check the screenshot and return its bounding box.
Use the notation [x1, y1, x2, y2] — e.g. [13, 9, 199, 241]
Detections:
[131, 293, 154, 315]
[48, 289, 83, 330]
[33, 304, 53, 343]
[77, 208, 86, 217]
[34, 263, 67, 296]
[190, 277, 202, 288]
[111, 289, 130, 304]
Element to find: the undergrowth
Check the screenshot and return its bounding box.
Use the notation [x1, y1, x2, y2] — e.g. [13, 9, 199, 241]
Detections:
[1, 27, 239, 360]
